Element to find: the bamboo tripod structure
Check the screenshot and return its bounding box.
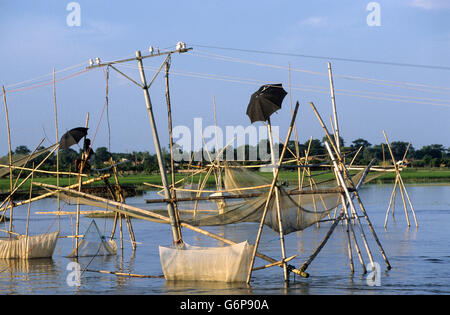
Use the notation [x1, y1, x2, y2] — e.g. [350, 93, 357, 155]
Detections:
[299, 102, 392, 275]
[383, 131, 418, 228]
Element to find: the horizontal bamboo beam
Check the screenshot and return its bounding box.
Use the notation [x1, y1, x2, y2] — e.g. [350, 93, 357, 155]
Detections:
[0, 174, 111, 212]
[84, 269, 164, 278]
[252, 255, 297, 271]
[0, 164, 87, 177]
[145, 187, 353, 204]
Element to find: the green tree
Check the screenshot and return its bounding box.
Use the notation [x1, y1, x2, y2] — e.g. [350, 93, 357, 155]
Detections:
[94, 147, 112, 168]
[14, 145, 31, 155]
[351, 138, 371, 149]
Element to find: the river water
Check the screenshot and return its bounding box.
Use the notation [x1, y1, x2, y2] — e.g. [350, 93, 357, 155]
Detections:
[0, 183, 449, 295]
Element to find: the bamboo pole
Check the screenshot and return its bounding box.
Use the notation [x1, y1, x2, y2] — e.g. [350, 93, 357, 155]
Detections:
[310, 102, 391, 270]
[328, 62, 340, 152]
[53, 68, 61, 231]
[34, 181, 309, 278]
[112, 160, 136, 250]
[25, 163, 35, 238]
[252, 255, 297, 271]
[341, 194, 354, 273]
[325, 142, 377, 270]
[144, 185, 350, 203]
[398, 174, 418, 227]
[383, 131, 418, 228]
[213, 96, 223, 194]
[164, 55, 182, 238]
[267, 117, 288, 281]
[74, 113, 89, 257]
[383, 132, 408, 225]
[3, 86, 14, 238]
[246, 101, 300, 284]
[0, 164, 86, 177]
[136, 50, 182, 245]
[288, 64, 303, 226]
[84, 269, 164, 278]
[384, 175, 399, 228]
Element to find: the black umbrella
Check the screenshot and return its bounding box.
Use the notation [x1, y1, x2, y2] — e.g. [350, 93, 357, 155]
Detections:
[246, 84, 287, 123]
[59, 127, 88, 150]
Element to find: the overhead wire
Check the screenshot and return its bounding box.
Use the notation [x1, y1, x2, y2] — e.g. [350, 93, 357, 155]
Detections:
[189, 50, 450, 95]
[190, 43, 450, 71]
[114, 62, 450, 108]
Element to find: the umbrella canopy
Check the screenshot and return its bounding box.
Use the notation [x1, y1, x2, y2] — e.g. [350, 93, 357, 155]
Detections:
[59, 127, 88, 150]
[246, 84, 287, 123]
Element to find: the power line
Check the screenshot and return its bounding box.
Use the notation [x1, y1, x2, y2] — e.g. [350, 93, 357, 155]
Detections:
[115, 63, 450, 108]
[189, 50, 450, 94]
[191, 44, 450, 71]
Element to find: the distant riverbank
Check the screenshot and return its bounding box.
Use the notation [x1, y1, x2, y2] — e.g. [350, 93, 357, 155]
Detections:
[1, 168, 449, 194]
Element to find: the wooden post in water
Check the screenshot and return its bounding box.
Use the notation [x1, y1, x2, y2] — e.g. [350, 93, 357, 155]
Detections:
[74, 113, 89, 257]
[136, 50, 182, 245]
[164, 55, 182, 237]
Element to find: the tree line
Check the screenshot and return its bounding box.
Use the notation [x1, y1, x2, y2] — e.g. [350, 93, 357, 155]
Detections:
[2, 137, 450, 176]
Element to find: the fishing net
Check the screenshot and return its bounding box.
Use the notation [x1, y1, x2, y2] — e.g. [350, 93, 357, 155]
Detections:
[68, 220, 117, 257]
[54, 164, 364, 236]
[159, 241, 253, 282]
[166, 164, 365, 235]
[0, 231, 59, 259]
[0, 144, 58, 178]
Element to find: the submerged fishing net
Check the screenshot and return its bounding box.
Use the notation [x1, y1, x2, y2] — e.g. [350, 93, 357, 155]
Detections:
[68, 220, 117, 257]
[168, 164, 364, 235]
[0, 231, 59, 259]
[159, 241, 253, 282]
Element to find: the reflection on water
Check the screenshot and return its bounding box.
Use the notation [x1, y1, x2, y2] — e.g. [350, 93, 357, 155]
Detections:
[0, 184, 449, 294]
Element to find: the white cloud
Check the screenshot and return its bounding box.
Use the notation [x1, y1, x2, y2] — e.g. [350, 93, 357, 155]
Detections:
[301, 16, 327, 27]
[409, 0, 450, 10]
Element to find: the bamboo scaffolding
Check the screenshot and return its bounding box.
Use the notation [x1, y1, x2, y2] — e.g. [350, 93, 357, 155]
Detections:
[0, 146, 59, 215]
[325, 142, 376, 269]
[33, 181, 309, 278]
[299, 158, 373, 274]
[246, 101, 300, 284]
[0, 174, 110, 213]
[383, 132, 418, 228]
[309, 101, 391, 270]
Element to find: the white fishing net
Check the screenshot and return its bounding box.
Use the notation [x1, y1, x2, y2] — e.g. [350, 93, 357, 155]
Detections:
[0, 231, 59, 259]
[159, 241, 253, 282]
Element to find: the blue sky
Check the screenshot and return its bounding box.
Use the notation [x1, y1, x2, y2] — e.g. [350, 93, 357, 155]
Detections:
[0, 0, 449, 155]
